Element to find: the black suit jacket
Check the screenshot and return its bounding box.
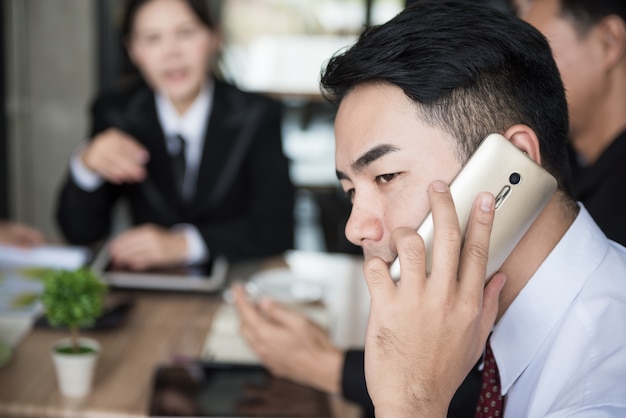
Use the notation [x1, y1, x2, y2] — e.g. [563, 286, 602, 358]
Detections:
[57, 77, 294, 262]
[571, 130, 626, 247]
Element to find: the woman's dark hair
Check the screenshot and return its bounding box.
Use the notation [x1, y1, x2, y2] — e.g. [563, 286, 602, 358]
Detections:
[321, 0, 573, 195]
[121, 0, 216, 41]
[117, 0, 216, 81]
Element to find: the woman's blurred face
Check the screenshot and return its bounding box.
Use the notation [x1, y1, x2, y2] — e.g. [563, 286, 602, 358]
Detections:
[128, 0, 219, 110]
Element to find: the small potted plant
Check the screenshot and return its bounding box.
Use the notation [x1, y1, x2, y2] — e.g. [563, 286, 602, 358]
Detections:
[41, 268, 108, 398]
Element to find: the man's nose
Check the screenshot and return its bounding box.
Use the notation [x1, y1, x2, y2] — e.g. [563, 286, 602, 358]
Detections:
[344, 203, 384, 247]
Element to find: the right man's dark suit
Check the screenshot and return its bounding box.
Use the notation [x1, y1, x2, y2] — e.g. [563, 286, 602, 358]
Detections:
[57, 77, 294, 263]
[570, 130, 626, 247]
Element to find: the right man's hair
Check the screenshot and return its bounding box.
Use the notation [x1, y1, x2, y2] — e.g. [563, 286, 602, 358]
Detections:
[321, 0, 573, 194]
[559, 0, 626, 34]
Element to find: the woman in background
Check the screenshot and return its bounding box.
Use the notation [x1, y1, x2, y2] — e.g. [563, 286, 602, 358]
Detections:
[56, 0, 294, 271]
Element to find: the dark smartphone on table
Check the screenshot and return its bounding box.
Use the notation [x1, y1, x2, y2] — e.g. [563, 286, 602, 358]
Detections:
[148, 362, 332, 418]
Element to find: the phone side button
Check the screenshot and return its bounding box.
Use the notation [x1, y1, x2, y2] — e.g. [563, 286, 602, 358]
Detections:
[495, 186, 511, 210]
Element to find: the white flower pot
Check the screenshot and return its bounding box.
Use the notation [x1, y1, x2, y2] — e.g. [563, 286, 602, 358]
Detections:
[51, 337, 100, 398]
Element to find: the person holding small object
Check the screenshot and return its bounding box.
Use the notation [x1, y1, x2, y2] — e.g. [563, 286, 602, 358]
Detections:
[56, 0, 294, 271]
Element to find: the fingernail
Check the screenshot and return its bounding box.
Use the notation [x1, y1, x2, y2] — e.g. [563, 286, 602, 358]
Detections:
[498, 273, 507, 291]
[480, 194, 494, 212]
[432, 181, 447, 192]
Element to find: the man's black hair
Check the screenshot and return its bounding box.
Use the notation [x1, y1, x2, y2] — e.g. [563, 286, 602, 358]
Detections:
[407, 0, 514, 15]
[321, 0, 573, 195]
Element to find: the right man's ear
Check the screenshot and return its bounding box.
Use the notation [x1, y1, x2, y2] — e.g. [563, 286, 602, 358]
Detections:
[502, 125, 542, 165]
[596, 15, 626, 72]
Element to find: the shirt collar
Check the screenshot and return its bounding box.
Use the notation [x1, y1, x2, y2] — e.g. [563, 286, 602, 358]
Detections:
[490, 205, 609, 395]
[155, 79, 213, 147]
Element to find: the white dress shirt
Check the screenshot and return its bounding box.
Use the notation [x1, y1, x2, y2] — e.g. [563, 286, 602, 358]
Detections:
[492, 205, 626, 417]
[69, 82, 214, 265]
[155, 82, 212, 200]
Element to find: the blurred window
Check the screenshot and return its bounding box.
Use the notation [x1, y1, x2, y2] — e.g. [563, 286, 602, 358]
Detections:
[219, 0, 403, 96]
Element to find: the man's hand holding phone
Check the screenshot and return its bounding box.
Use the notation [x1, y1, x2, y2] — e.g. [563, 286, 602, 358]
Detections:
[363, 181, 507, 418]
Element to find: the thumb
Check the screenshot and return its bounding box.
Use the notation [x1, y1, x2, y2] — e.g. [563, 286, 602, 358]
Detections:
[258, 298, 325, 334]
[258, 298, 300, 325]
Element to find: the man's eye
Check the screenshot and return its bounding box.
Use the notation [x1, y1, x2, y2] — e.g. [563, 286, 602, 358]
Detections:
[344, 189, 355, 203]
[375, 173, 398, 184]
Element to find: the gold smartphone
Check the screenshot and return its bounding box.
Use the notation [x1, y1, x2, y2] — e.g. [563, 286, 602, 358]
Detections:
[389, 133, 558, 281]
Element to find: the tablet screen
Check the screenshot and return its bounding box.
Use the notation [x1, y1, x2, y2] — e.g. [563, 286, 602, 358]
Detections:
[91, 250, 229, 293]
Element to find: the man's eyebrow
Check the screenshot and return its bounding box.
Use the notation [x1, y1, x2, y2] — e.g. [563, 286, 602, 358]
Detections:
[335, 144, 400, 182]
[352, 144, 399, 172]
[336, 170, 349, 181]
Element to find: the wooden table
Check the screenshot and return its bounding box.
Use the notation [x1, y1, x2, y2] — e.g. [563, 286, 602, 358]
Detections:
[0, 288, 362, 417]
[0, 290, 221, 417]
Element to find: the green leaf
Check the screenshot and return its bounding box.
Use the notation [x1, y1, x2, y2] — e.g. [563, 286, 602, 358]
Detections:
[41, 268, 108, 330]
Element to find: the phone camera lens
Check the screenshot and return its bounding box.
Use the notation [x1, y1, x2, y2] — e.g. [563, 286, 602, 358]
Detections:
[509, 172, 521, 185]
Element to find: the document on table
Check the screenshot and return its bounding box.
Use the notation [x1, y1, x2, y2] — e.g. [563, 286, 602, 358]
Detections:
[0, 244, 90, 270]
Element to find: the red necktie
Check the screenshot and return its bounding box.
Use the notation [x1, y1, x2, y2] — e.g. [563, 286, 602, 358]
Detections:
[475, 339, 504, 417]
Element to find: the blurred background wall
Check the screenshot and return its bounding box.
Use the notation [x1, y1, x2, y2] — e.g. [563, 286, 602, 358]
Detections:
[3, 0, 96, 240]
[1, 0, 404, 249]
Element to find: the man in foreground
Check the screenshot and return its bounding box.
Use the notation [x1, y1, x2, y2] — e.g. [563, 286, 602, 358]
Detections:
[237, 1, 626, 415]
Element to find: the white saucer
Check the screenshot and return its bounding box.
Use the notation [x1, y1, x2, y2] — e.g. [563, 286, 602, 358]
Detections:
[245, 268, 325, 304]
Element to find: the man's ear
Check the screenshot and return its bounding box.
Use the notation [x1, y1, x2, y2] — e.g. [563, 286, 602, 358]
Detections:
[502, 125, 542, 165]
[596, 15, 626, 72]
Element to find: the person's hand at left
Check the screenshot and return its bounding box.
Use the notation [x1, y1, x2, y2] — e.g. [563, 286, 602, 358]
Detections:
[0, 221, 45, 248]
[108, 224, 188, 271]
[233, 284, 343, 394]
